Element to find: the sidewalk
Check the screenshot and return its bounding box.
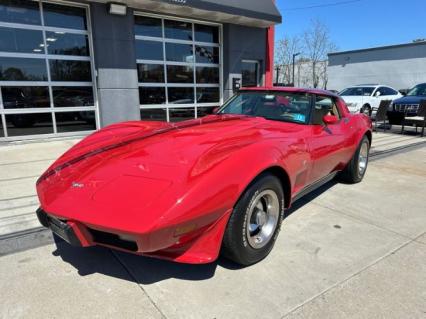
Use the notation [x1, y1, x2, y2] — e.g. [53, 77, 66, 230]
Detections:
[0, 138, 80, 236]
[0, 146, 424, 318]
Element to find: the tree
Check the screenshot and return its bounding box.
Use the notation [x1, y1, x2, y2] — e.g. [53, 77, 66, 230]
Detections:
[275, 35, 302, 84]
[302, 19, 337, 88]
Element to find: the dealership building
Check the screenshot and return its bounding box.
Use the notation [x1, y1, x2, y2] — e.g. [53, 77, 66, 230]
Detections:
[0, 0, 281, 141]
[328, 41, 426, 91]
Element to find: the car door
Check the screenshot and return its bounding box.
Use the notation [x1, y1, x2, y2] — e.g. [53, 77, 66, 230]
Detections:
[307, 95, 353, 183]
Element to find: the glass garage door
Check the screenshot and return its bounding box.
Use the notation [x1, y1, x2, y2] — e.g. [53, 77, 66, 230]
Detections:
[0, 0, 97, 140]
[134, 13, 222, 122]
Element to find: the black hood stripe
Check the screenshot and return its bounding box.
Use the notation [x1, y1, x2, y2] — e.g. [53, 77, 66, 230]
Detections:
[36, 116, 246, 185]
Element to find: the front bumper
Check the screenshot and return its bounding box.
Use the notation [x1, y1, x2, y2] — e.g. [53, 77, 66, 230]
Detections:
[36, 207, 232, 264]
[36, 208, 82, 247]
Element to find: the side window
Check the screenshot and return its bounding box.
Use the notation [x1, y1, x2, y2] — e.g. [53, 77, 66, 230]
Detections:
[312, 96, 341, 125]
[383, 87, 397, 95]
[375, 87, 385, 96]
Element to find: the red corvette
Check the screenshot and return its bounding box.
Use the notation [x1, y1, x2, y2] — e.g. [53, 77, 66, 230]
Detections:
[36, 87, 372, 265]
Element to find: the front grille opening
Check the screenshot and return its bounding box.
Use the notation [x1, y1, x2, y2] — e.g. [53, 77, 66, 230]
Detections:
[88, 228, 138, 252]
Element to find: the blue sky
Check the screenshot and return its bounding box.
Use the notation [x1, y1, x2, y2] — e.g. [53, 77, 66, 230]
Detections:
[275, 0, 426, 52]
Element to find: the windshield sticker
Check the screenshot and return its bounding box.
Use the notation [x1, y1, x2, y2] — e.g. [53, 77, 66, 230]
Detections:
[294, 114, 306, 122]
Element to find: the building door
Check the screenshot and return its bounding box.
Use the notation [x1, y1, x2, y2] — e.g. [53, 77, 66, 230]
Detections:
[241, 60, 260, 87]
[134, 13, 223, 123]
[0, 0, 98, 141]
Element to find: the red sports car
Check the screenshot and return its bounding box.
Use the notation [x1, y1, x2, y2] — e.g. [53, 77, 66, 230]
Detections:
[36, 87, 372, 265]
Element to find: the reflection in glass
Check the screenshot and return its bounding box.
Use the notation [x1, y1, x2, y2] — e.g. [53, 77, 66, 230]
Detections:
[197, 107, 216, 118]
[0, 116, 3, 137]
[164, 20, 192, 41]
[168, 87, 194, 104]
[140, 108, 167, 121]
[43, 3, 87, 30]
[167, 65, 193, 83]
[134, 16, 162, 37]
[195, 46, 219, 64]
[0, 27, 44, 54]
[135, 40, 163, 61]
[5, 113, 53, 136]
[0, 57, 47, 81]
[197, 87, 219, 103]
[139, 87, 166, 105]
[169, 108, 195, 122]
[194, 24, 219, 43]
[196, 67, 219, 84]
[46, 32, 89, 56]
[52, 87, 93, 107]
[165, 43, 193, 62]
[49, 60, 91, 82]
[241, 61, 259, 87]
[2, 87, 49, 109]
[137, 64, 164, 83]
[0, 0, 41, 25]
[55, 111, 96, 132]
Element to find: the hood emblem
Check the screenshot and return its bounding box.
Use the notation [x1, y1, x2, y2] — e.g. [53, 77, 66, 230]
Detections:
[71, 182, 84, 188]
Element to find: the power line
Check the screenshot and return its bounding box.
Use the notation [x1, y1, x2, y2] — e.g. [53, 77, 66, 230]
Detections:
[283, 0, 362, 11]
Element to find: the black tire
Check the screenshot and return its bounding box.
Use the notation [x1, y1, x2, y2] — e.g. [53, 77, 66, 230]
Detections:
[221, 174, 285, 266]
[360, 104, 372, 117]
[339, 135, 370, 184]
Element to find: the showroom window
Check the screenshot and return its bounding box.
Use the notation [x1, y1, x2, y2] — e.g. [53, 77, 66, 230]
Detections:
[134, 14, 222, 122]
[0, 0, 97, 139]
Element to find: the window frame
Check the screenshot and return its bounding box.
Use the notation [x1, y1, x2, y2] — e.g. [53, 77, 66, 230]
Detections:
[310, 94, 342, 126]
[0, 0, 99, 140]
[134, 12, 223, 122]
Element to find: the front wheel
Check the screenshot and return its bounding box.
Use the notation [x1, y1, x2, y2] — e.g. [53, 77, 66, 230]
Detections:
[221, 174, 284, 266]
[360, 105, 372, 117]
[339, 135, 370, 183]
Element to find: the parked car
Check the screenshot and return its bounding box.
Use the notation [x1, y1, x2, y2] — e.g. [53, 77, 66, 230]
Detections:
[388, 83, 426, 125]
[339, 84, 402, 117]
[36, 87, 372, 266]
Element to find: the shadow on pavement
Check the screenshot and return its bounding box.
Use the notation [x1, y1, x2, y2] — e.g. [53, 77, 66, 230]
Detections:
[51, 180, 338, 284]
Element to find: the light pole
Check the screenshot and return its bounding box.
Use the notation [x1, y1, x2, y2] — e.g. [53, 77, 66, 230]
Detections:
[275, 65, 280, 85]
[292, 52, 301, 87]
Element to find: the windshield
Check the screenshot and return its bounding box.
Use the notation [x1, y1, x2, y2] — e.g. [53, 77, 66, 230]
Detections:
[406, 84, 426, 96]
[219, 91, 311, 124]
[339, 87, 375, 96]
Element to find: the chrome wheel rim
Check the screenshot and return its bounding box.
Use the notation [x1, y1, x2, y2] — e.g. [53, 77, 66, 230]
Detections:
[358, 141, 369, 176]
[246, 190, 280, 249]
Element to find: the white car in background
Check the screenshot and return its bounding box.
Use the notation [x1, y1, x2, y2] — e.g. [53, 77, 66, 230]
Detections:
[339, 85, 402, 117]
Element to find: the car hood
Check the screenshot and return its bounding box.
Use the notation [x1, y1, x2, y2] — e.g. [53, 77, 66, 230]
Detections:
[392, 96, 425, 104]
[37, 115, 299, 231]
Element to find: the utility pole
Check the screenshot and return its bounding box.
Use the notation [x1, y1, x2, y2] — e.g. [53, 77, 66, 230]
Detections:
[292, 52, 301, 87]
[275, 65, 280, 85]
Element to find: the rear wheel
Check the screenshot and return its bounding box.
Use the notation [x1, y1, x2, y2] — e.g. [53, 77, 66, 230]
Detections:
[339, 135, 370, 183]
[221, 174, 284, 266]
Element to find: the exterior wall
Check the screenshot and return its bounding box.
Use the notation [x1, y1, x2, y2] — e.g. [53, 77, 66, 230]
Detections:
[222, 24, 267, 100]
[90, 3, 140, 127]
[91, 4, 269, 125]
[328, 42, 426, 91]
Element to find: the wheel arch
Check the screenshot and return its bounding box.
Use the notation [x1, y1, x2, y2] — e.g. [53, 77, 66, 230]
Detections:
[364, 130, 372, 146]
[236, 165, 292, 210]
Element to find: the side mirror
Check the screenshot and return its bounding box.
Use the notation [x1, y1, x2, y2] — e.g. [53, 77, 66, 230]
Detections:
[212, 107, 220, 114]
[375, 91, 381, 97]
[401, 91, 407, 96]
[323, 115, 338, 125]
